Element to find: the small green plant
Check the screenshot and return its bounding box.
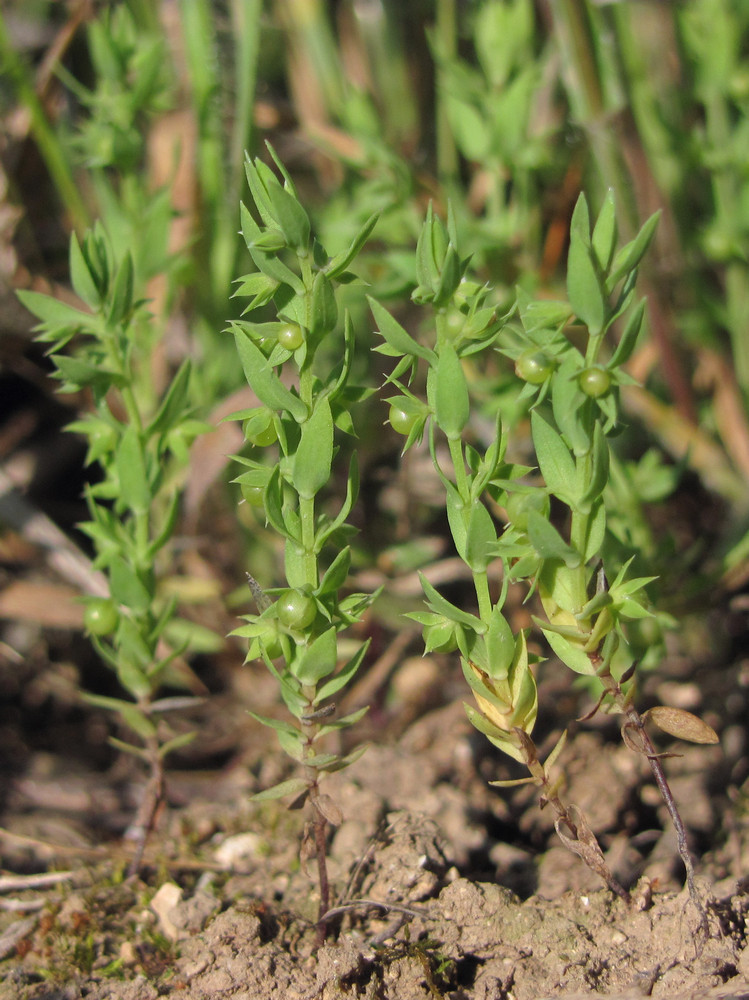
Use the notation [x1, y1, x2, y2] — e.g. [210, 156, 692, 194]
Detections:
[374, 191, 718, 912]
[18, 226, 210, 874]
[228, 148, 378, 943]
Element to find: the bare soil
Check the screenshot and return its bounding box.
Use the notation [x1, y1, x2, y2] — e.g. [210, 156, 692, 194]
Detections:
[2, 619, 749, 1000]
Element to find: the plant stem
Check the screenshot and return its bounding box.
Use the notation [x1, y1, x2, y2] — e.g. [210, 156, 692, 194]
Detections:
[516, 729, 630, 902]
[473, 570, 492, 623]
[299, 495, 318, 586]
[312, 807, 330, 948]
[447, 436, 470, 498]
[591, 655, 708, 926]
[126, 731, 164, 877]
[301, 698, 331, 945]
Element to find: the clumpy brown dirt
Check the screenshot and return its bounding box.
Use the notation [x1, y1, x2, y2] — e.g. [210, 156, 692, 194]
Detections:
[2, 628, 749, 1000]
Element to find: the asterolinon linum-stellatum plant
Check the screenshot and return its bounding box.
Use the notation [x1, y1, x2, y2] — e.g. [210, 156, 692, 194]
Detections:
[228, 147, 378, 945]
[373, 191, 718, 920]
[18, 227, 209, 876]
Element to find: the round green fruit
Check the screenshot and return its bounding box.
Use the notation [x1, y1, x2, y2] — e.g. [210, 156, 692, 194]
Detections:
[240, 483, 265, 507]
[276, 589, 317, 630]
[578, 367, 612, 398]
[84, 598, 118, 636]
[388, 405, 418, 436]
[277, 323, 304, 351]
[243, 418, 277, 448]
[515, 350, 554, 385]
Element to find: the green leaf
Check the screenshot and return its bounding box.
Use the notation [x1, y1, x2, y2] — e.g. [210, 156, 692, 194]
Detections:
[109, 557, 152, 611]
[145, 491, 181, 560]
[316, 744, 368, 773]
[157, 731, 198, 759]
[107, 253, 135, 326]
[248, 711, 301, 738]
[315, 453, 359, 549]
[283, 540, 307, 589]
[116, 426, 151, 515]
[368, 297, 436, 363]
[263, 466, 292, 540]
[551, 358, 591, 458]
[17, 289, 94, 332]
[609, 299, 645, 368]
[252, 777, 309, 802]
[293, 627, 337, 684]
[527, 512, 581, 567]
[578, 422, 610, 511]
[518, 295, 571, 333]
[326, 213, 378, 277]
[265, 181, 311, 249]
[234, 272, 280, 310]
[300, 751, 340, 770]
[583, 500, 606, 562]
[464, 502, 498, 573]
[244, 157, 277, 228]
[485, 605, 515, 680]
[315, 639, 370, 702]
[318, 547, 351, 595]
[591, 189, 617, 273]
[293, 397, 333, 500]
[463, 702, 507, 743]
[531, 410, 578, 506]
[115, 657, 153, 700]
[415, 202, 441, 292]
[310, 271, 338, 339]
[567, 194, 605, 335]
[120, 704, 157, 740]
[606, 211, 660, 291]
[419, 573, 485, 631]
[81, 692, 139, 714]
[240, 203, 305, 292]
[277, 728, 305, 761]
[461, 657, 510, 712]
[232, 324, 308, 422]
[315, 706, 369, 737]
[445, 480, 469, 561]
[52, 355, 119, 393]
[431, 343, 469, 439]
[108, 736, 150, 761]
[148, 361, 192, 436]
[541, 628, 595, 675]
[69, 233, 101, 308]
[433, 244, 463, 306]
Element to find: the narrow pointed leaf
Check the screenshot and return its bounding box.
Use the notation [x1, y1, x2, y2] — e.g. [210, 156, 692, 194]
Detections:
[232, 325, 307, 422]
[368, 297, 436, 362]
[293, 397, 333, 499]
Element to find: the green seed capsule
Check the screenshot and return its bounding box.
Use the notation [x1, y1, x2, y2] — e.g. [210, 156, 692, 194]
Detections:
[84, 598, 119, 636]
[276, 589, 317, 629]
[515, 350, 554, 385]
[277, 323, 304, 351]
[578, 367, 612, 398]
[388, 405, 418, 436]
